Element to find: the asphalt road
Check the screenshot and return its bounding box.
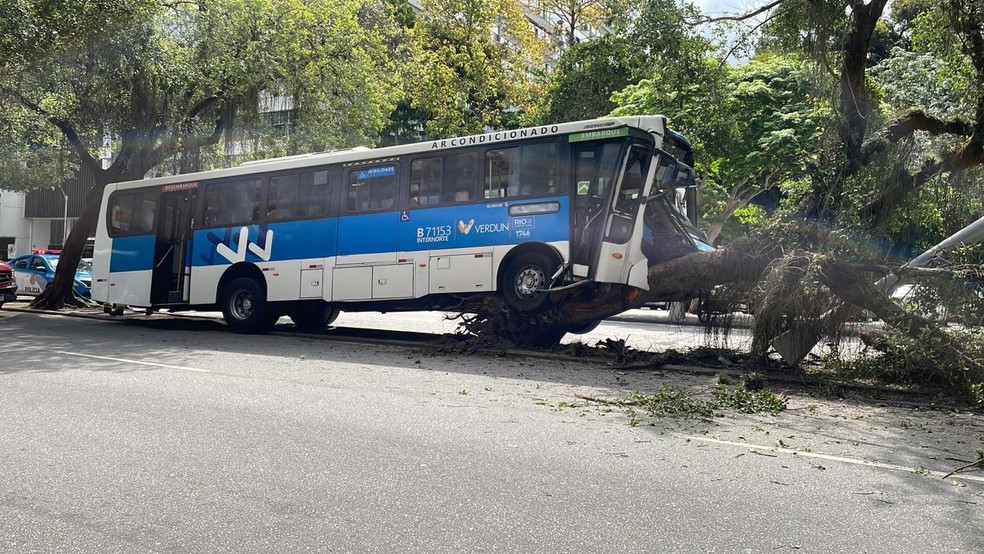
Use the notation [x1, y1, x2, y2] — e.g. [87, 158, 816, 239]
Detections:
[1, 309, 981, 553]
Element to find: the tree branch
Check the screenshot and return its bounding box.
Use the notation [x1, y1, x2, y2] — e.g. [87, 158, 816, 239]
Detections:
[0, 86, 105, 178]
[692, 0, 790, 24]
[818, 260, 984, 385]
[885, 110, 975, 142]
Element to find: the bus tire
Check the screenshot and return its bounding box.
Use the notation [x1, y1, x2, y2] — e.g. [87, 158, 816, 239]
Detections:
[567, 319, 601, 334]
[502, 252, 553, 313]
[289, 302, 340, 330]
[221, 277, 272, 334]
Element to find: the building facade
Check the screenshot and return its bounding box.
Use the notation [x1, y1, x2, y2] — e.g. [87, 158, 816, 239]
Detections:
[0, 172, 93, 260]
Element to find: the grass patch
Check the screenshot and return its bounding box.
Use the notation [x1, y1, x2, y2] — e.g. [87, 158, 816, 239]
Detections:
[580, 383, 787, 424]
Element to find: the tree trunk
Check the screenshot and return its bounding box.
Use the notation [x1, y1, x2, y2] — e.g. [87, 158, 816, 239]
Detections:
[454, 239, 785, 347]
[30, 166, 110, 310]
[804, 0, 889, 220]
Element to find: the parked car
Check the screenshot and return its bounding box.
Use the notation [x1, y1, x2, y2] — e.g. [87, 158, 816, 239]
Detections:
[0, 259, 17, 307]
[9, 253, 92, 298]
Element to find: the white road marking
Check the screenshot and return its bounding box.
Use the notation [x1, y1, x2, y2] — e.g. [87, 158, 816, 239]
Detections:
[57, 351, 209, 373]
[681, 435, 984, 484]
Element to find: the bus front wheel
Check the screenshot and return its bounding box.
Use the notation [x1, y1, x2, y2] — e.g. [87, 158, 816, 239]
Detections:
[502, 253, 553, 313]
[222, 277, 273, 334]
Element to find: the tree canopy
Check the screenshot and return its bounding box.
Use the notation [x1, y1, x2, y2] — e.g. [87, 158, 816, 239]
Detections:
[0, 0, 407, 307]
[407, 0, 544, 136]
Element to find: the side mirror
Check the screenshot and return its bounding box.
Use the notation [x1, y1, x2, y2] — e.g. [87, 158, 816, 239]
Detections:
[677, 166, 697, 188]
[660, 163, 679, 187]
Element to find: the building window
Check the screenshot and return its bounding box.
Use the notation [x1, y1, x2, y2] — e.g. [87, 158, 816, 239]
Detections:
[265, 109, 295, 136]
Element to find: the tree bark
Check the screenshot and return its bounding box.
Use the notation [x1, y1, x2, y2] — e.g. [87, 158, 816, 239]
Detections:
[803, 0, 889, 221]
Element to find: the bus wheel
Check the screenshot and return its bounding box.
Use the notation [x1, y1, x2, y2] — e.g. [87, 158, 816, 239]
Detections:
[325, 307, 340, 326]
[502, 253, 553, 312]
[289, 302, 340, 330]
[520, 327, 567, 348]
[567, 319, 601, 334]
[221, 277, 271, 334]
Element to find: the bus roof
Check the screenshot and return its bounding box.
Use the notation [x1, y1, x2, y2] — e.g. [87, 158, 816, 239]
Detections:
[110, 115, 673, 192]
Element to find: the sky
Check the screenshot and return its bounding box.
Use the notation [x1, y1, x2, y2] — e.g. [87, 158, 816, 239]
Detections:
[689, 0, 771, 61]
[691, 0, 766, 18]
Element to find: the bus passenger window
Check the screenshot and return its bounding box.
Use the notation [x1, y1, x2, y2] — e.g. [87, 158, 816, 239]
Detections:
[267, 174, 299, 221]
[485, 149, 514, 199]
[485, 142, 558, 199]
[518, 142, 558, 197]
[108, 191, 159, 236]
[444, 152, 477, 203]
[410, 158, 442, 206]
[376, 182, 395, 209]
[296, 170, 330, 218]
[203, 178, 261, 227]
[347, 165, 396, 212]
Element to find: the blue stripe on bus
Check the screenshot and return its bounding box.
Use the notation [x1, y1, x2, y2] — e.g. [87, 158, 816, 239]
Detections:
[191, 218, 338, 266]
[399, 197, 570, 250]
[110, 235, 157, 272]
[190, 195, 571, 267]
[337, 212, 398, 256]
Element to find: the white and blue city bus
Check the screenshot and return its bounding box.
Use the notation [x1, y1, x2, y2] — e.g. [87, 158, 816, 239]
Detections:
[91, 115, 709, 334]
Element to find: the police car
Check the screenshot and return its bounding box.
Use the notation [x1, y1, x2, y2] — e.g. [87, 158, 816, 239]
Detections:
[9, 251, 92, 298]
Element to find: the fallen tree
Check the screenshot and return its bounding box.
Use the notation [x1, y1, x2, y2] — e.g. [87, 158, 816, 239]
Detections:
[456, 229, 984, 395]
[456, 237, 783, 348]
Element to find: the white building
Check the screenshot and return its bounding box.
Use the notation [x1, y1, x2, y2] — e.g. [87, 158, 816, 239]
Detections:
[0, 178, 87, 261]
[0, 189, 51, 260]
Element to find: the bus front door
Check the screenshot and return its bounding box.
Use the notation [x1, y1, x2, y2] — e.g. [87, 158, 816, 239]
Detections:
[592, 144, 654, 289]
[151, 190, 195, 305]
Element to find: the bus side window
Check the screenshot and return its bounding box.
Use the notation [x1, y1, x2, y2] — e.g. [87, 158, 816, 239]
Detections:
[267, 174, 299, 221]
[109, 191, 159, 236]
[518, 142, 558, 196]
[410, 157, 442, 207]
[267, 170, 329, 221]
[296, 170, 330, 218]
[203, 178, 261, 227]
[444, 152, 477, 203]
[485, 149, 514, 199]
[485, 142, 557, 199]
